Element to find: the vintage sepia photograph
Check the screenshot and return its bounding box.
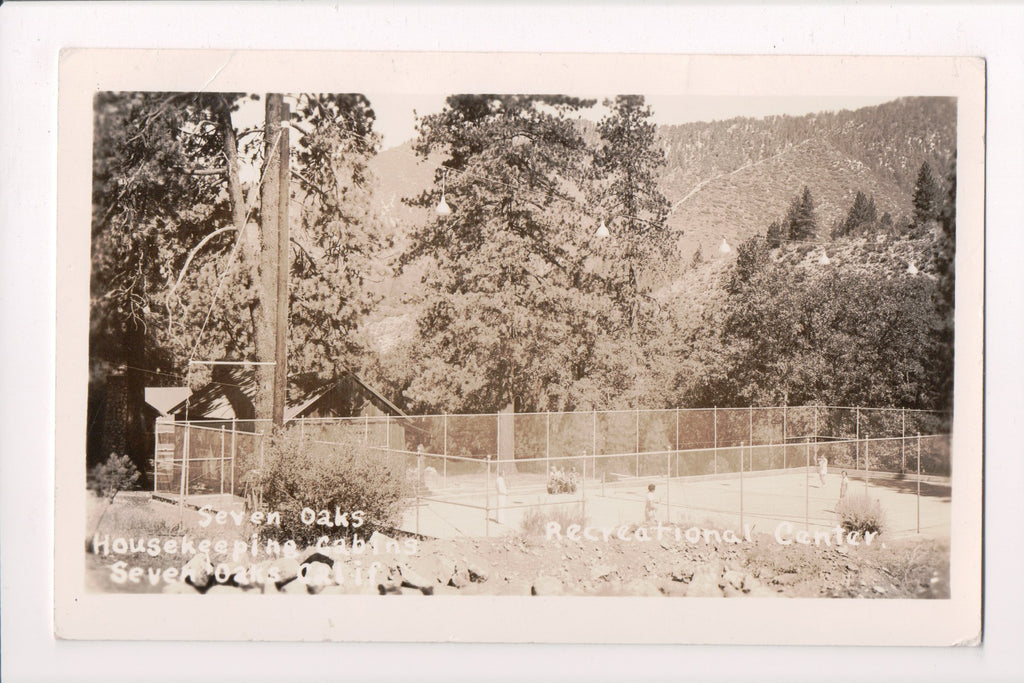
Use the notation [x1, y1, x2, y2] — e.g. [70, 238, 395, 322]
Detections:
[53, 51, 985, 644]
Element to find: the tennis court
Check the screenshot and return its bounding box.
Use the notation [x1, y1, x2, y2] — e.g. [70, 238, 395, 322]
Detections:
[398, 466, 951, 541]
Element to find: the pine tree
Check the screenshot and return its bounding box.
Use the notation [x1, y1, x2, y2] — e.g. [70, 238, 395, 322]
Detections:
[401, 95, 597, 413]
[912, 161, 942, 229]
[840, 191, 878, 237]
[786, 186, 817, 241]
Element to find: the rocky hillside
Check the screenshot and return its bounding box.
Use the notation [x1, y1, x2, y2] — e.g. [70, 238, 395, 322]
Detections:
[657, 97, 956, 258]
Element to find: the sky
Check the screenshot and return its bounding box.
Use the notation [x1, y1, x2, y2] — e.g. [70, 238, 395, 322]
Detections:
[236, 93, 898, 151]
[366, 94, 898, 150]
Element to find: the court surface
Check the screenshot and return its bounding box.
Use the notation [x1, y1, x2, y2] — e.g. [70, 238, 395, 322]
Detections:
[398, 467, 951, 541]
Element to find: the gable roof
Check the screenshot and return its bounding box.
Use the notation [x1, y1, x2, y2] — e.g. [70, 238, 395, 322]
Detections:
[166, 366, 407, 421]
[144, 387, 192, 416]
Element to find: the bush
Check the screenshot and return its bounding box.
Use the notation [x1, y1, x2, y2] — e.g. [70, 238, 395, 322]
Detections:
[519, 504, 586, 537]
[88, 453, 140, 501]
[836, 494, 887, 536]
[254, 428, 410, 547]
[545, 467, 579, 494]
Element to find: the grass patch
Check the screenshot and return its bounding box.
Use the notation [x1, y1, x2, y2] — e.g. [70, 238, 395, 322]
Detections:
[836, 494, 887, 536]
[518, 504, 587, 537]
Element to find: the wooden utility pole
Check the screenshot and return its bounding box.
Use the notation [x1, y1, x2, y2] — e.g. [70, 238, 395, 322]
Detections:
[258, 94, 290, 427]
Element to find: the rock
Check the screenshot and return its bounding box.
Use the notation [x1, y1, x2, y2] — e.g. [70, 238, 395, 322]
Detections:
[301, 559, 334, 593]
[687, 566, 724, 597]
[658, 580, 688, 597]
[267, 557, 301, 587]
[591, 564, 614, 581]
[398, 563, 434, 593]
[742, 574, 763, 593]
[182, 552, 214, 591]
[721, 570, 745, 590]
[670, 566, 694, 583]
[377, 583, 404, 595]
[466, 560, 489, 583]
[449, 565, 470, 589]
[772, 573, 801, 586]
[434, 555, 458, 585]
[279, 577, 308, 594]
[873, 585, 887, 595]
[722, 584, 743, 598]
[301, 551, 335, 567]
[163, 581, 199, 594]
[531, 576, 563, 596]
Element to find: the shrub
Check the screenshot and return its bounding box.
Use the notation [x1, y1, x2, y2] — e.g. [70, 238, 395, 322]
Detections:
[88, 453, 141, 502]
[836, 494, 886, 536]
[254, 427, 411, 547]
[519, 504, 586, 537]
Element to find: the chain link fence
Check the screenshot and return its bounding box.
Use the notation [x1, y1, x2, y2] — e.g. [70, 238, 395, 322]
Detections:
[157, 406, 950, 536]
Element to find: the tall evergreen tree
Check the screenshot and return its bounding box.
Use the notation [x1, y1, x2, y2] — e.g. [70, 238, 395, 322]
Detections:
[589, 95, 676, 408]
[786, 186, 817, 241]
[838, 191, 878, 237]
[400, 95, 598, 413]
[912, 161, 942, 229]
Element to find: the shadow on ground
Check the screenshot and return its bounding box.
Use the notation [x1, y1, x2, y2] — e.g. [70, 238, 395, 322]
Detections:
[864, 477, 951, 501]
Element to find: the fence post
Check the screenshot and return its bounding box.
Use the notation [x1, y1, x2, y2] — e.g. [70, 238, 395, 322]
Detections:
[364, 414, 368, 445]
[259, 432, 265, 470]
[592, 409, 597, 480]
[486, 454, 491, 538]
[916, 432, 922, 533]
[386, 413, 391, 453]
[740, 440, 745, 531]
[675, 407, 680, 478]
[230, 418, 236, 498]
[300, 416, 305, 439]
[220, 425, 225, 497]
[666, 451, 672, 523]
[901, 408, 907, 474]
[545, 411, 550, 476]
[443, 413, 448, 489]
[783, 405, 787, 469]
[855, 408, 860, 470]
[750, 406, 755, 470]
[805, 437, 810, 531]
[813, 406, 819, 471]
[153, 420, 159, 495]
[179, 425, 190, 526]
[635, 407, 640, 477]
[713, 406, 718, 475]
[581, 454, 587, 524]
[864, 433, 870, 496]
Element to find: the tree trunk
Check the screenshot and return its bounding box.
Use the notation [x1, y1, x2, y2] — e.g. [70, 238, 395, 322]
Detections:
[253, 94, 289, 425]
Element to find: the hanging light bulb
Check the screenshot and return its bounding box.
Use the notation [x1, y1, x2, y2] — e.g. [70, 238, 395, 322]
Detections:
[719, 237, 731, 254]
[435, 169, 452, 217]
[819, 250, 830, 265]
[435, 194, 451, 217]
[594, 218, 610, 238]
